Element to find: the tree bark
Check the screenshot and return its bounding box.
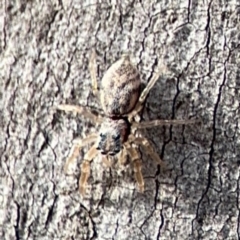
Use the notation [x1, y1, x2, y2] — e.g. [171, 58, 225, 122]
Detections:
[1, 1, 240, 239]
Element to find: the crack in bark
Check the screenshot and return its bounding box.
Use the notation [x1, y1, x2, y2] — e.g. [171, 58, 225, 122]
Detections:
[193, 25, 231, 237]
[13, 201, 21, 240]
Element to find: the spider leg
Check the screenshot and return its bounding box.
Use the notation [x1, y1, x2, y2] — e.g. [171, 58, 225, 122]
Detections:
[125, 143, 144, 192]
[118, 146, 128, 166]
[101, 155, 112, 168]
[56, 104, 103, 123]
[64, 134, 97, 173]
[129, 135, 164, 167]
[132, 119, 197, 129]
[89, 49, 99, 97]
[128, 62, 167, 119]
[79, 145, 98, 196]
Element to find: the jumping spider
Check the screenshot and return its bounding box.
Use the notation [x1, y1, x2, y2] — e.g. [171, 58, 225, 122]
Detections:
[57, 50, 195, 196]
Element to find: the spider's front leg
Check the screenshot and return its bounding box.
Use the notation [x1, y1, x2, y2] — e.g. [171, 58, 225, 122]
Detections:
[101, 155, 112, 168]
[125, 143, 144, 192]
[79, 145, 98, 196]
[118, 146, 128, 166]
[64, 134, 97, 172]
[128, 134, 165, 168]
[64, 134, 98, 196]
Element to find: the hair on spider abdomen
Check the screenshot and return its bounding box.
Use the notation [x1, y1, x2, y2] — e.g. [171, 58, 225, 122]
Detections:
[100, 54, 141, 117]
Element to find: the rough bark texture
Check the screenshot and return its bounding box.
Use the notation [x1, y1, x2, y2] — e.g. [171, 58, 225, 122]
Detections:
[1, 1, 240, 240]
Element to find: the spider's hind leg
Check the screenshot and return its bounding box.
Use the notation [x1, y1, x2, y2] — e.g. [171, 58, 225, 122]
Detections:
[56, 104, 103, 124]
[128, 60, 168, 120]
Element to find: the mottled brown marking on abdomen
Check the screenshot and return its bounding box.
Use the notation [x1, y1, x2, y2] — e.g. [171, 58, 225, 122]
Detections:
[100, 55, 141, 117]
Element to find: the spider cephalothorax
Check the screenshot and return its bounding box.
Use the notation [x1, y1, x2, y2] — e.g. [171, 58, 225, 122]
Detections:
[57, 50, 196, 196]
[97, 118, 130, 156]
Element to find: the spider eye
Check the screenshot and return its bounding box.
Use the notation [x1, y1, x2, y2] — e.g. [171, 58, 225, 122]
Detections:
[100, 133, 106, 139]
[114, 148, 120, 154]
[113, 134, 120, 141]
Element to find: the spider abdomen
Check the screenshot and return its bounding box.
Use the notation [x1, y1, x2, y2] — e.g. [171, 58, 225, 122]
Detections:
[100, 55, 141, 117]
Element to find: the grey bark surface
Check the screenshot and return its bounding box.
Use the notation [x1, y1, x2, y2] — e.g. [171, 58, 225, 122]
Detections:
[0, 1, 240, 240]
